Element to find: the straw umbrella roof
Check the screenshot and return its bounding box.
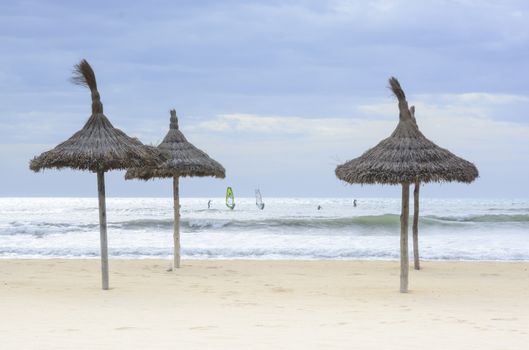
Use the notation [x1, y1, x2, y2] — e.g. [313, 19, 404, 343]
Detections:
[28, 59, 163, 290]
[335, 77, 478, 185]
[30, 59, 161, 173]
[125, 110, 226, 180]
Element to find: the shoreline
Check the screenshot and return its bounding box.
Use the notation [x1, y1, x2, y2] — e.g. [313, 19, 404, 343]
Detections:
[1, 259, 528, 349]
[3, 198, 528, 262]
[2, 257, 529, 262]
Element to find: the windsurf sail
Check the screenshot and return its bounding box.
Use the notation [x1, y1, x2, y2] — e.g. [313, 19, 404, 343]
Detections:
[255, 189, 265, 210]
[226, 187, 235, 210]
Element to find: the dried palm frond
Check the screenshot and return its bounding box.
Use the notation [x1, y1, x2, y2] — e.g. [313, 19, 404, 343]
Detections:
[126, 109, 225, 180]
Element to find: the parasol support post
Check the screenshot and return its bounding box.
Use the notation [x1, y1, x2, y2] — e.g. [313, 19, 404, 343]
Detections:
[413, 180, 420, 270]
[173, 176, 181, 269]
[97, 170, 109, 290]
[400, 182, 410, 293]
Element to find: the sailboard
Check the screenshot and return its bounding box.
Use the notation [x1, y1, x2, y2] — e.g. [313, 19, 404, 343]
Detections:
[255, 189, 265, 210]
[226, 187, 235, 210]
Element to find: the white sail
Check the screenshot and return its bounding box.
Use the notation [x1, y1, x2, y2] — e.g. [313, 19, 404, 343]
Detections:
[255, 189, 265, 210]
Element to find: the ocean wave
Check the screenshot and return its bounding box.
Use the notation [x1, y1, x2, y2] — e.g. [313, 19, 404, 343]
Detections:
[0, 221, 97, 237]
[3, 213, 529, 237]
[425, 214, 529, 223]
[106, 216, 403, 231]
[2, 246, 528, 261]
[123, 214, 529, 229]
[487, 207, 529, 213]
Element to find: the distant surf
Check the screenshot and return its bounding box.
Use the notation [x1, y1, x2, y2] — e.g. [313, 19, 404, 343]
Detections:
[1, 197, 528, 260]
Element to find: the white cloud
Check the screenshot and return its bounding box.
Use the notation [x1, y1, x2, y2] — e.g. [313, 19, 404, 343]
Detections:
[2, 0, 529, 196]
[184, 92, 529, 167]
[449, 93, 529, 104]
[191, 113, 393, 145]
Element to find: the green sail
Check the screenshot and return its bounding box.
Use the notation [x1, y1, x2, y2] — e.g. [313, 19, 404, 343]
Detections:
[226, 187, 235, 210]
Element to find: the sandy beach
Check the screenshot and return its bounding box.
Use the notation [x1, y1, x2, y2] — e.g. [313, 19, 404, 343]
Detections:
[1, 259, 528, 349]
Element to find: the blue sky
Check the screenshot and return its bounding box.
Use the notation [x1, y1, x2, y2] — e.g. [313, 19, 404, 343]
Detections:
[1, 0, 528, 198]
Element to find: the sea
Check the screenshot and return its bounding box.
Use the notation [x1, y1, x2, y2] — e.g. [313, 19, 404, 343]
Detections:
[0, 197, 528, 261]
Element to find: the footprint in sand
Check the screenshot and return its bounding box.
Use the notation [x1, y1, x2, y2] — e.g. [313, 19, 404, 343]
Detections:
[221, 290, 240, 296]
[188, 326, 218, 331]
[114, 326, 139, 331]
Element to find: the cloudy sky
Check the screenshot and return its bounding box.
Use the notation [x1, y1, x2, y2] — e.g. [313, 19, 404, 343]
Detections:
[1, 0, 528, 198]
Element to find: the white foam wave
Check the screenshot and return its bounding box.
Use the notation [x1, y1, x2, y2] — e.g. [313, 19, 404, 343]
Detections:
[0, 197, 528, 260]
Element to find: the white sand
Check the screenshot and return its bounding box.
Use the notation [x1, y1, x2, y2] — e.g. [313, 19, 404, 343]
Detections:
[1, 259, 528, 349]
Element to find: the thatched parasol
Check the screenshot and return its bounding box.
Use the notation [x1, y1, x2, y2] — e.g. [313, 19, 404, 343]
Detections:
[335, 77, 478, 293]
[30, 59, 162, 290]
[125, 109, 225, 269]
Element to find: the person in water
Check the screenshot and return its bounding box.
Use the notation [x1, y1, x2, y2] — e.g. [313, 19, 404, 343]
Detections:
[317, 205, 322, 210]
[353, 199, 357, 207]
[208, 200, 212, 209]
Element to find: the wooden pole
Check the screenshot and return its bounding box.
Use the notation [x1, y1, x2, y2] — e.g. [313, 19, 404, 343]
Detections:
[413, 180, 420, 270]
[173, 176, 181, 269]
[400, 182, 410, 293]
[97, 170, 109, 290]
